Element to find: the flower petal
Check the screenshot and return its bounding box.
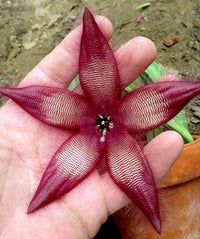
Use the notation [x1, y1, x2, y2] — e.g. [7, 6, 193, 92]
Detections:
[106, 132, 161, 233]
[121, 81, 200, 132]
[28, 133, 101, 213]
[79, 8, 120, 106]
[0, 86, 89, 129]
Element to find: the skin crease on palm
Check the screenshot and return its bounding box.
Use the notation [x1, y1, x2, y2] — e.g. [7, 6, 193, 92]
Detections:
[0, 13, 183, 239]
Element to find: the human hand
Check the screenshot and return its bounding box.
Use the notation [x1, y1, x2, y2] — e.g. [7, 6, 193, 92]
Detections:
[0, 14, 183, 239]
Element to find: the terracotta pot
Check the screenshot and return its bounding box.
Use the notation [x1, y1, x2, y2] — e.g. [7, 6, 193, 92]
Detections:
[114, 135, 200, 239]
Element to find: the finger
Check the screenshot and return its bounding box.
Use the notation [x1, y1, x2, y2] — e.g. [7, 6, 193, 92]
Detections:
[143, 131, 183, 182]
[102, 131, 183, 215]
[115, 36, 157, 89]
[20, 15, 113, 88]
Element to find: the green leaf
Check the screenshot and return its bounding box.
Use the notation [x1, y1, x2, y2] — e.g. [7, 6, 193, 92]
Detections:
[167, 118, 193, 143]
[136, 3, 151, 9]
[125, 77, 142, 92]
[174, 110, 188, 130]
[144, 61, 165, 81]
[68, 75, 79, 91]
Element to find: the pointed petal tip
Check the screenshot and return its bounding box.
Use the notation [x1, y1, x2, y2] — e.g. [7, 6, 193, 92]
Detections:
[0, 87, 20, 101]
[84, 7, 90, 13]
[152, 217, 161, 234]
[27, 208, 33, 214]
[27, 198, 41, 214]
[84, 7, 91, 15]
[83, 7, 93, 19]
[0, 87, 14, 96]
[27, 203, 36, 214]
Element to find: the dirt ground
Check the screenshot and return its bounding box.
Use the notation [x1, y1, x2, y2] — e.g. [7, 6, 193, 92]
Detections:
[0, 0, 200, 135]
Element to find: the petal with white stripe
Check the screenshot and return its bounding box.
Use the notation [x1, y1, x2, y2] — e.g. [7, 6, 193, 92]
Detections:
[0, 86, 89, 130]
[106, 131, 161, 233]
[28, 132, 100, 213]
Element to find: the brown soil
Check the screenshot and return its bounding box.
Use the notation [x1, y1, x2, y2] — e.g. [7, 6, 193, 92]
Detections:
[0, 0, 200, 133]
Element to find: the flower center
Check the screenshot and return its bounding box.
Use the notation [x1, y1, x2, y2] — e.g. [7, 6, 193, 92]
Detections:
[96, 113, 114, 142]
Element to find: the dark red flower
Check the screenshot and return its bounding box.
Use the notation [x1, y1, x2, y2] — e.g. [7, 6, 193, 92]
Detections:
[0, 8, 200, 233]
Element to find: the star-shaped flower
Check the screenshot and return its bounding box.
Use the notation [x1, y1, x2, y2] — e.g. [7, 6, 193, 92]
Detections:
[0, 8, 200, 233]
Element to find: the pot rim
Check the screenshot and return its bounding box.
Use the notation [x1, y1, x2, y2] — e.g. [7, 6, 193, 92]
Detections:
[157, 135, 200, 188]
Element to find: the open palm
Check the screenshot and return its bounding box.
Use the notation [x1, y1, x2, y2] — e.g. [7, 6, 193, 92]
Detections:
[0, 15, 183, 239]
